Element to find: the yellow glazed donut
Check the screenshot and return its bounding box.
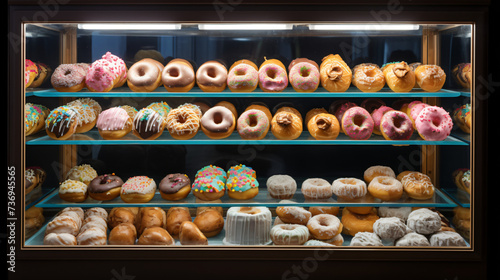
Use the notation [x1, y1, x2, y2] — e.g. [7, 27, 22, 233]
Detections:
[401, 172, 435, 200]
[363, 165, 396, 184]
[367, 176, 403, 201]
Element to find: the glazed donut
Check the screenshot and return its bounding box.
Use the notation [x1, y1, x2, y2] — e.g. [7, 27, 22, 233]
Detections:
[301, 178, 333, 200]
[227, 59, 259, 92]
[196, 60, 228, 92]
[178, 103, 203, 119]
[236, 109, 269, 140]
[270, 224, 310, 245]
[58, 179, 88, 203]
[266, 175, 297, 199]
[308, 206, 340, 216]
[25, 59, 38, 88]
[76, 227, 107, 246]
[179, 221, 208, 245]
[371, 106, 393, 135]
[341, 106, 374, 140]
[331, 178, 367, 201]
[368, 176, 403, 201]
[66, 99, 97, 133]
[275, 205, 312, 225]
[363, 165, 396, 184]
[127, 59, 163, 92]
[340, 208, 379, 236]
[414, 65, 446, 92]
[406, 208, 441, 235]
[120, 176, 156, 203]
[401, 172, 435, 200]
[132, 108, 166, 140]
[50, 64, 86, 92]
[258, 58, 288, 92]
[382, 61, 416, 92]
[349, 232, 383, 246]
[395, 232, 430, 246]
[159, 173, 191, 201]
[415, 106, 453, 141]
[352, 63, 385, 92]
[166, 106, 200, 140]
[288, 58, 320, 92]
[88, 174, 123, 201]
[102, 51, 128, 88]
[306, 214, 342, 240]
[108, 223, 137, 245]
[45, 214, 80, 236]
[96, 107, 133, 140]
[166, 207, 191, 238]
[162, 58, 195, 92]
[271, 111, 303, 140]
[43, 232, 77, 246]
[373, 217, 408, 241]
[429, 231, 467, 247]
[85, 59, 120, 92]
[226, 172, 259, 200]
[200, 106, 235, 139]
[137, 227, 174, 245]
[65, 164, 97, 186]
[307, 113, 340, 140]
[193, 208, 225, 237]
[319, 54, 352, 92]
[380, 110, 414, 140]
[45, 106, 80, 140]
[305, 108, 328, 125]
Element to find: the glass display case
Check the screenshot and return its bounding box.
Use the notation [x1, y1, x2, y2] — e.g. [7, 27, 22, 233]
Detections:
[8, 1, 489, 279]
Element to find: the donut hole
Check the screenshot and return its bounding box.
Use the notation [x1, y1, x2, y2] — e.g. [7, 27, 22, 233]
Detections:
[300, 68, 310, 77]
[138, 68, 146, 77]
[266, 69, 277, 79]
[431, 117, 441, 127]
[235, 69, 247, 76]
[248, 115, 259, 127]
[393, 115, 404, 128]
[213, 112, 223, 124]
[177, 115, 187, 124]
[207, 68, 218, 78]
[353, 115, 366, 127]
[64, 70, 72, 76]
[169, 68, 180, 77]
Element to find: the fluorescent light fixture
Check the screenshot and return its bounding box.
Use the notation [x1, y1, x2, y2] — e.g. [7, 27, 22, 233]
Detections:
[308, 24, 420, 31]
[198, 23, 293, 30]
[77, 23, 181, 30]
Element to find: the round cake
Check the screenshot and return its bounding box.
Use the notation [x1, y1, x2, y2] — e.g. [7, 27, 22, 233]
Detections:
[223, 206, 272, 245]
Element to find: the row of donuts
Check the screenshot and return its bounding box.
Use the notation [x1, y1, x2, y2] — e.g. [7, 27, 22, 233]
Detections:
[41, 205, 468, 247]
[57, 163, 435, 204]
[31, 96, 457, 142]
[42, 51, 447, 93]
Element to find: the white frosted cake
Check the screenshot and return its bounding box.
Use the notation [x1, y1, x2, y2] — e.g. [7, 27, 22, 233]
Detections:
[223, 207, 272, 245]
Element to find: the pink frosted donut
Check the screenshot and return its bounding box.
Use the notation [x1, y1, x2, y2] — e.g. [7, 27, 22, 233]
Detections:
[415, 106, 453, 141]
[227, 63, 259, 92]
[102, 52, 127, 87]
[288, 62, 320, 92]
[85, 59, 118, 92]
[380, 110, 414, 140]
[258, 63, 288, 92]
[409, 102, 429, 128]
[371, 105, 393, 135]
[341, 106, 374, 140]
[51, 64, 87, 92]
[236, 109, 269, 140]
[334, 101, 357, 126]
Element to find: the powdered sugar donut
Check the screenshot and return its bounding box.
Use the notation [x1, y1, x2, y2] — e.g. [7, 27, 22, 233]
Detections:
[406, 208, 441, 235]
[266, 175, 297, 199]
[373, 217, 408, 240]
[331, 178, 367, 200]
[301, 178, 333, 200]
[415, 106, 453, 141]
[429, 231, 467, 247]
[306, 214, 342, 240]
[378, 207, 412, 222]
[395, 232, 430, 246]
[349, 232, 383, 246]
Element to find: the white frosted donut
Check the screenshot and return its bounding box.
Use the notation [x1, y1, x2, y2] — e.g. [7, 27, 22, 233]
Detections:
[58, 207, 84, 221]
[349, 231, 383, 246]
[76, 227, 107, 245]
[406, 208, 441, 235]
[429, 231, 467, 247]
[306, 214, 342, 240]
[301, 178, 333, 200]
[395, 232, 430, 246]
[377, 207, 412, 222]
[43, 232, 77, 246]
[372, 217, 408, 241]
[45, 215, 80, 236]
[303, 239, 335, 246]
[84, 207, 108, 220]
[331, 178, 367, 200]
[363, 165, 396, 184]
[270, 224, 310, 245]
[266, 175, 297, 199]
[276, 204, 312, 225]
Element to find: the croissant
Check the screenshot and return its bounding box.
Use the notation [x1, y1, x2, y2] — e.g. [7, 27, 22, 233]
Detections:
[382, 61, 416, 92]
[319, 54, 352, 92]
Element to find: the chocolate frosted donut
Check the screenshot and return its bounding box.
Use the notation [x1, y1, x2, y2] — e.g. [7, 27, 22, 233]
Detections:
[162, 59, 195, 92]
[196, 61, 228, 92]
[159, 173, 191, 194]
[88, 174, 124, 201]
[159, 173, 191, 201]
[132, 108, 166, 140]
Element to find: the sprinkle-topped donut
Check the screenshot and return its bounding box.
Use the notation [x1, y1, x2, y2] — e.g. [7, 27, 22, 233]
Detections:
[226, 173, 259, 193]
[288, 59, 320, 92]
[236, 109, 269, 140]
[51, 64, 87, 92]
[258, 59, 288, 92]
[102, 51, 127, 87]
[121, 176, 156, 195]
[85, 59, 118, 92]
[132, 108, 166, 140]
[45, 106, 80, 139]
[341, 106, 374, 140]
[415, 106, 453, 141]
[227, 61, 259, 92]
[380, 110, 414, 140]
